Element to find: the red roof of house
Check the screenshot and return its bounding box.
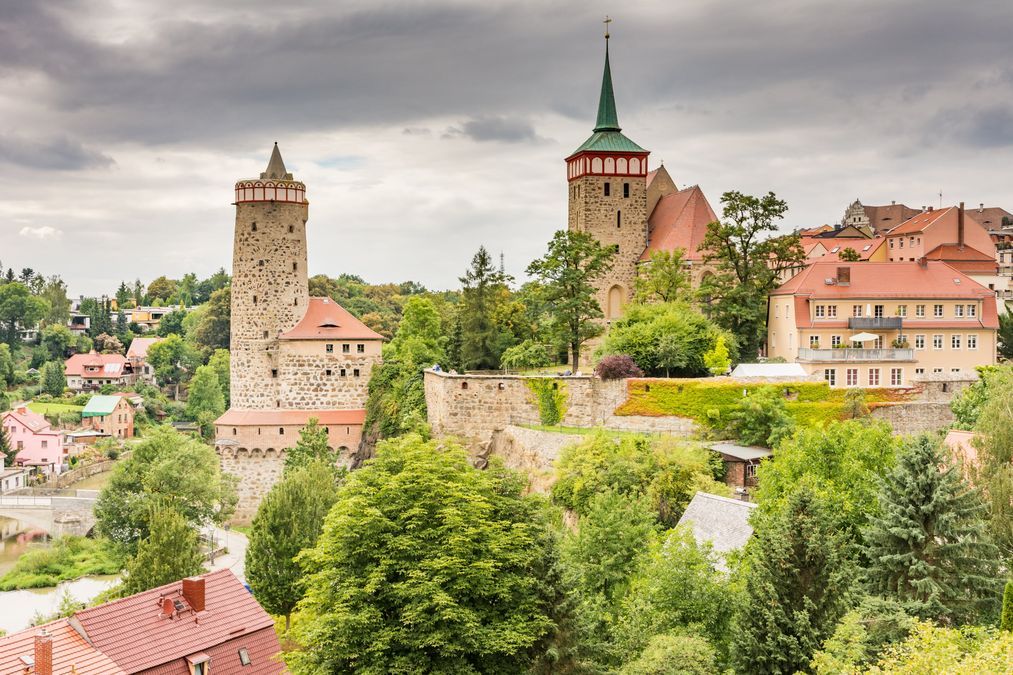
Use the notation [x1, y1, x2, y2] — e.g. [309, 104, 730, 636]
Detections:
[886, 207, 952, 235]
[279, 297, 383, 341]
[140, 627, 283, 675]
[924, 244, 999, 273]
[126, 337, 162, 361]
[773, 261, 995, 300]
[73, 569, 281, 674]
[2, 407, 54, 433]
[863, 203, 921, 232]
[641, 185, 717, 262]
[0, 619, 126, 675]
[965, 206, 1013, 230]
[818, 238, 887, 262]
[215, 408, 367, 426]
[64, 352, 129, 378]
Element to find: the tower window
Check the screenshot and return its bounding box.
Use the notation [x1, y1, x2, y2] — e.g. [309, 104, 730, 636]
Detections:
[340, 368, 346, 376]
[617, 211, 622, 228]
[623, 183, 630, 198]
[326, 344, 333, 353]
[353, 369, 360, 377]
[258, 260, 264, 267]
[288, 225, 294, 233]
[293, 262, 297, 272]
[326, 369, 332, 376]
[342, 344, 350, 353]
[263, 331, 268, 339]
[271, 369, 278, 378]
[279, 427, 284, 435]
[604, 182, 611, 197]
[253, 295, 257, 305]
[251, 222, 257, 231]
[294, 297, 298, 305]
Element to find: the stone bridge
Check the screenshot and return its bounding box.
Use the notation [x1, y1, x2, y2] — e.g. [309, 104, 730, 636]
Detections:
[0, 493, 98, 537]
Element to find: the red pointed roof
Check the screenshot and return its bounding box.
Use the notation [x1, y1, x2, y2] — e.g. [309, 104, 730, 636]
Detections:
[924, 244, 999, 274]
[641, 185, 718, 262]
[2, 406, 53, 433]
[886, 207, 951, 235]
[64, 351, 129, 377]
[279, 297, 383, 341]
[0, 618, 126, 675]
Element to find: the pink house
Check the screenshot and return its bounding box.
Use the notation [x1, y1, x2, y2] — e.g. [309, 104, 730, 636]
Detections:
[1, 406, 64, 476]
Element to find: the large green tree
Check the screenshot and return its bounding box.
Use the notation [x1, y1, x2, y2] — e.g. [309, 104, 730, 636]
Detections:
[283, 418, 337, 473]
[185, 365, 225, 437]
[0, 343, 16, 388]
[0, 282, 48, 346]
[526, 230, 616, 368]
[246, 459, 340, 631]
[94, 427, 237, 555]
[864, 434, 1001, 625]
[998, 311, 1013, 360]
[39, 276, 71, 325]
[971, 369, 1013, 565]
[698, 191, 804, 359]
[459, 245, 511, 370]
[146, 333, 200, 399]
[41, 324, 74, 359]
[634, 249, 691, 304]
[732, 487, 857, 674]
[121, 505, 204, 595]
[186, 286, 231, 352]
[146, 276, 177, 304]
[287, 434, 554, 673]
[39, 361, 66, 396]
[207, 348, 230, 407]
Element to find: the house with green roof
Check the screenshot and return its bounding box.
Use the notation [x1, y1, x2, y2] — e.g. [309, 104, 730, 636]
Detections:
[81, 394, 135, 439]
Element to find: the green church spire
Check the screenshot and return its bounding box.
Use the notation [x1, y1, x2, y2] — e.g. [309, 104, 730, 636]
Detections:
[594, 39, 621, 133]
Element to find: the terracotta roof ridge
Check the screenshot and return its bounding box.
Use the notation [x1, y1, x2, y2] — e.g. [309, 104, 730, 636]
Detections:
[77, 569, 233, 617]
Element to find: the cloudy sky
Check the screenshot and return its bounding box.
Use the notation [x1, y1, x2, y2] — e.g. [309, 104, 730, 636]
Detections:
[3, 0, 1013, 296]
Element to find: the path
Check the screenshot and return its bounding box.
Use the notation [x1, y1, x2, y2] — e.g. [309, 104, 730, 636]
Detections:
[209, 527, 248, 582]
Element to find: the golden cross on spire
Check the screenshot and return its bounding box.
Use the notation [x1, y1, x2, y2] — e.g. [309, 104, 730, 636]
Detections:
[604, 15, 612, 39]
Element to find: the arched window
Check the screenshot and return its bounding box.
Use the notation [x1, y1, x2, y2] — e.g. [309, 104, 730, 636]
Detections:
[630, 158, 640, 174]
[617, 157, 628, 173]
[591, 157, 603, 173]
[604, 157, 615, 173]
[607, 285, 625, 319]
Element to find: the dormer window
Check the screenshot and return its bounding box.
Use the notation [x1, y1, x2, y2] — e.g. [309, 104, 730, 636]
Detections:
[186, 653, 210, 675]
[326, 344, 333, 353]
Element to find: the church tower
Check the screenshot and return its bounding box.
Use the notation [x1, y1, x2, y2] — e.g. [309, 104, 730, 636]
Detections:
[566, 28, 650, 320]
[230, 143, 310, 409]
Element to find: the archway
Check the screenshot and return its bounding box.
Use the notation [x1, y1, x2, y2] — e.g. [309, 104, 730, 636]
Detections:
[607, 285, 625, 319]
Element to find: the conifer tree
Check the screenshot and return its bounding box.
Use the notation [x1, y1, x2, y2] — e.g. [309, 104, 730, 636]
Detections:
[1001, 580, 1013, 632]
[122, 505, 204, 595]
[864, 434, 1000, 626]
[39, 361, 66, 396]
[246, 459, 340, 632]
[732, 487, 857, 674]
[0, 423, 15, 467]
[283, 418, 336, 474]
[459, 245, 510, 370]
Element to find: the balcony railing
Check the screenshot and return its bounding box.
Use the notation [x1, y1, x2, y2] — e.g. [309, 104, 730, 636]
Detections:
[797, 348, 915, 362]
[848, 317, 903, 330]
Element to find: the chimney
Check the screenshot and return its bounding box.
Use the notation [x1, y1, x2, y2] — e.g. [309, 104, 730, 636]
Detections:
[836, 266, 851, 285]
[34, 631, 52, 675]
[182, 577, 205, 612]
[979, 202, 984, 212]
[918, 256, 928, 268]
[892, 200, 896, 205]
[928, 206, 934, 212]
[958, 202, 965, 250]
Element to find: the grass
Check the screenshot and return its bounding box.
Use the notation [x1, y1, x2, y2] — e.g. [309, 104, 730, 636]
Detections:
[229, 524, 253, 537]
[519, 424, 671, 440]
[27, 402, 84, 414]
[0, 536, 122, 591]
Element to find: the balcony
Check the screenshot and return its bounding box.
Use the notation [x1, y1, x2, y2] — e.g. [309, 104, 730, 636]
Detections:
[848, 317, 903, 330]
[797, 348, 915, 362]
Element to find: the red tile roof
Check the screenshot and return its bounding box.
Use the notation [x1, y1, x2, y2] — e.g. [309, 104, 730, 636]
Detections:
[965, 206, 1013, 230]
[641, 185, 718, 262]
[2, 407, 53, 433]
[773, 261, 996, 299]
[279, 297, 383, 341]
[64, 352, 129, 378]
[141, 627, 283, 675]
[819, 238, 887, 262]
[886, 207, 952, 235]
[863, 203, 921, 232]
[74, 570, 280, 674]
[0, 619, 126, 675]
[215, 408, 366, 426]
[126, 337, 162, 361]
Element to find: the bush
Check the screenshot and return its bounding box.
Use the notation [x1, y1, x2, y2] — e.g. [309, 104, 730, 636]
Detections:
[728, 386, 794, 448]
[595, 355, 644, 380]
[500, 339, 552, 370]
[105, 448, 120, 460]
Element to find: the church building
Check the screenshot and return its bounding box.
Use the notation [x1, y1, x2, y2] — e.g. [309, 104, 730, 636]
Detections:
[215, 145, 383, 519]
[566, 30, 721, 322]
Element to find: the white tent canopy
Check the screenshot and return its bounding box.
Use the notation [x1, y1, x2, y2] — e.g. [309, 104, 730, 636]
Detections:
[849, 332, 878, 342]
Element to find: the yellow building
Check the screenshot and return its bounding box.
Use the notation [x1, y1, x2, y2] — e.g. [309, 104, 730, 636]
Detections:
[767, 261, 998, 387]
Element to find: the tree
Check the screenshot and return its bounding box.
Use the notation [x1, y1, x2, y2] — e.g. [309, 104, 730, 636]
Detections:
[618, 633, 718, 675]
[177, 272, 198, 307]
[283, 418, 337, 473]
[526, 230, 616, 368]
[843, 387, 870, 419]
[861, 621, 1013, 672]
[156, 310, 188, 337]
[838, 247, 861, 262]
[728, 386, 794, 448]
[39, 276, 71, 325]
[39, 361, 66, 396]
[634, 249, 691, 304]
[207, 348, 230, 407]
[0, 424, 14, 467]
[810, 597, 915, 674]
[999, 311, 1013, 360]
[864, 435, 1000, 626]
[0, 282, 49, 346]
[950, 364, 1009, 429]
[185, 365, 225, 437]
[94, 427, 237, 555]
[500, 339, 552, 371]
[972, 369, 1013, 565]
[599, 302, 737, 377]
[287, 434, 555, 673]
[115, 281, 132, 309]
[93, 332, 123, 354]
[732, 487, 857, 674]
[132, 278, 146, 306]
[703, 334, 730, 375]
[146, 276, 177, 304]
[459, 246, 511, 370]
[756, 420, 900, 542]
[121, 505, 204, 595]
[1002, 580, 1013, 632]
[594, 354, 643, 380]
[246, 460, 340, 631]
[41, 324, 74, 359]
[0, 343, 16, 388]
[187, 286, 230, 352]
[615, 526, 733, 666]
[146, 334, 200, 399]
[698, 190, 804, 359]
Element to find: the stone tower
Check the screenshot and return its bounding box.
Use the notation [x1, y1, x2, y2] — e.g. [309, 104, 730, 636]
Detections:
[565, 33, 650, 320]
[230, 143, 310, 409]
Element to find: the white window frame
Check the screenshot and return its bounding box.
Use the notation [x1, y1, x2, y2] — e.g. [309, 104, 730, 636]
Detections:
[952, 335, 961, 349]
[968, 304, 977, 317]
[967, 334, 978, 350]
[897, 305, 907, 317]
[846, 368, 858, 387]
[955, 304, 964, 317]
[933, 334, 943, 350]
[934, 304, 944, 318]
[852, 305, 863, 318]
[824, 369, 836, 386]
[915, 335, 925, 350]
[827, 305, 838, 318]
[916, 304, 926, 317]
[815, 305, 825, 318]
[890, 368, 903, 386]
[868, 368, 880, 386]
[831, 335, 842, 347]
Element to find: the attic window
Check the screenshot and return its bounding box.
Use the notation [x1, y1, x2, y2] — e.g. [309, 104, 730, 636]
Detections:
[326, 344, 334, 353]
[238, 648, 251, 666]
[357, 344, 365, 353]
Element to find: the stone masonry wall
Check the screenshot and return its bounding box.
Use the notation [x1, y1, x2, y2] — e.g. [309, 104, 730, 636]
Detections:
[231, 199, 310, 409]
[569, 174, 648, 318]
[277, 341, 380, 409]
[219, 448, 285, 523]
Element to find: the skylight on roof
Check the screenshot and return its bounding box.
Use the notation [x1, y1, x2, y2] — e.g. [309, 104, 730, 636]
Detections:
[104, 364, 118, 373]
[863, 245, 872, 251]
[831, 247, 840, 253]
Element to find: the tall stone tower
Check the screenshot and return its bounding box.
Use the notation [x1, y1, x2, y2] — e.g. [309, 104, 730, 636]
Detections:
[230, 143, 310, 409]
[565, 32, 650, 320]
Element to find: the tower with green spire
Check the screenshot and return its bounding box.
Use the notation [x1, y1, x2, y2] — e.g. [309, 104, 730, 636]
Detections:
[565, 25, 650, 328]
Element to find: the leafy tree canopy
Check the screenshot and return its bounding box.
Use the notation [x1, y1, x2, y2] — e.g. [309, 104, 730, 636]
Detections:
[121, 504, 204, 595]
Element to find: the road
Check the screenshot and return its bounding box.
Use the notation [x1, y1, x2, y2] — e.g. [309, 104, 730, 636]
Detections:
[209, 527, 248, 582]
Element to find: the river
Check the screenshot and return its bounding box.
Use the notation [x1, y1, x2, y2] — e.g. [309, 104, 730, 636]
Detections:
[0, 471, 119, 634]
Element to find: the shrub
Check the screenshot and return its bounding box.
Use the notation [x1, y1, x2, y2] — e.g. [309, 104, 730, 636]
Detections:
[595, 355, 644, 380]
[500, 339, 552, 370]
[105, 448, 120, 460]
[526, 378, 567, 425]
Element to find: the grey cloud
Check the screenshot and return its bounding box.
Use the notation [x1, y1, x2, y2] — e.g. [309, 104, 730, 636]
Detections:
[0, 133, 114, 170]
[453, 117, 539, 143]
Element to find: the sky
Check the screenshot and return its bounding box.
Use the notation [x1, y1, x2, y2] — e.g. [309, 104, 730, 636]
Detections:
[3, 0, 1013, 296]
